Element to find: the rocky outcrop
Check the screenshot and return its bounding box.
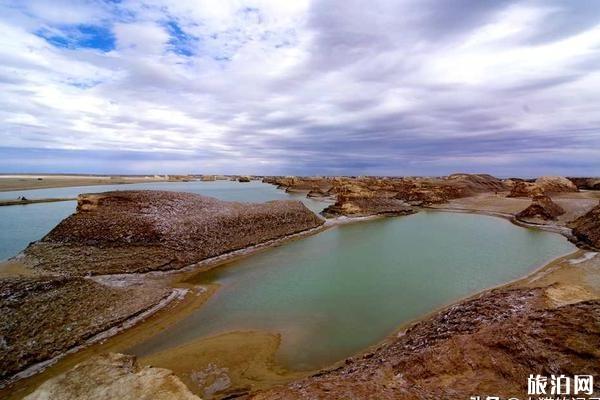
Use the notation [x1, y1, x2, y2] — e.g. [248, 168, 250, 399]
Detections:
[251, 287, 600, 399]
[394, 180, 465, 205]
[22, 191, 324, 275]
[237, 176, 251, 182]
[263, 174, 510, 209]
[321, 197, 414, 218]
[24, 353, 200, 400]
[507, 180, 540, 197]
[263, 177, 333, 193]
[569, 201, 600, 249]
[508, 176, 578, 198]
[568, 177, 600, 190]
[516, 193, 565, 222]
[446, 173, 508, 193]
[535, 176, 578, 193]
[0, 277, 170, 381]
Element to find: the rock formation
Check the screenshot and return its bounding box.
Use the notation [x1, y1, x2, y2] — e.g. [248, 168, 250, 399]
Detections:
[568, 177, 600, 190]
[508, 176, 577, 198]
[237, 176, 251, 183]
[535, 176, 578, 193]
[569, 201, 600, 249]
[24, 353, 200, 400]
[0, 277, 170, 381]
[264, 174, 510, 210]
[22, 191, 324, 275]
[321, 196, 414, 218]
[507, 180, 540, 197]
[445, 173, 508, 193]
[516, 193, 565, 222]
[250, 286, 600, 399]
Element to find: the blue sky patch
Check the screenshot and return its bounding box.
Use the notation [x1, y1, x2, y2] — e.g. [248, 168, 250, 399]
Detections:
[164, 20, 197, 57]
[35, 24, 115, 52]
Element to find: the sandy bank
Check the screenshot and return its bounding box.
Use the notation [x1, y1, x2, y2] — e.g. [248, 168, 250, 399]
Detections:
[0, 175, 172, 192]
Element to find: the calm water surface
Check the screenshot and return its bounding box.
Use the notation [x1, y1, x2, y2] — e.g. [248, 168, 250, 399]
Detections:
[130, 212, 575, 370]
[0, 181, 328, 261]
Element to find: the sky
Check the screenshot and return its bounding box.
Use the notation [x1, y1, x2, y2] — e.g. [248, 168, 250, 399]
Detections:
[1, 0, 599, 177]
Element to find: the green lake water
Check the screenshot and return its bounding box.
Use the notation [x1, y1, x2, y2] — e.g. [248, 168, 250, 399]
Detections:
[129, 211, 575, 371]
[0, 181, 328, 261]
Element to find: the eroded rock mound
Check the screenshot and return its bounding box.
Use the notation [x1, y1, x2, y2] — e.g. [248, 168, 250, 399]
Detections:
[569, 201, 600, 249]
[23, 191, 324, 275]
[535, 176, 578, 193]
[508, 176, 578, 198]
[321, 196, 414, 218]
[446, 173, 508, 193]
[516, 193, 565, 222]
[568, 177, 600, 190]
[24, 353, 200, 400]
[507, 180, 540, 197]
[251, 287, 600, 399]
[0, 277, 169, 381]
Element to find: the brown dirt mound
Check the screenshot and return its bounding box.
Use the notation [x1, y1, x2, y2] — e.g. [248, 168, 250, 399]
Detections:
[569, 201, 600, 249]
[321, 197, 414, 217]
[0, 277, 170, 381]
[568, 177, 600, 190]
[23, 191, 324, 275]
[535, 176, 578, 193]
[516, 194, 565, 222]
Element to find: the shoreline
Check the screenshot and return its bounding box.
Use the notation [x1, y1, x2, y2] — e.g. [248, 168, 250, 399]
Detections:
[0, 198, 76, 207]
[0, 175, 179, 193]
[2, 202, 596, 399]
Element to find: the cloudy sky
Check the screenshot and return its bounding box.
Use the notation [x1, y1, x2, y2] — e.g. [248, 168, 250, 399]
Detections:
[1, 0, 599, 176]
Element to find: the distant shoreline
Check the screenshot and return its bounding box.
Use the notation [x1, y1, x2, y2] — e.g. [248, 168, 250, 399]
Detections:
[0, 174, 180, 192]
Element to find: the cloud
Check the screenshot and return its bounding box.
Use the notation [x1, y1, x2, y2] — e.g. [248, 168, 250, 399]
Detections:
[0, 0, 599, 176]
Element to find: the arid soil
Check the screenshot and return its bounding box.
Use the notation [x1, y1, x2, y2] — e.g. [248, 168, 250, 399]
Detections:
[0, 174, 178, 192]
[0, 276, 170, 382]
[321, 197, 414, 217]
[569, 202, 600, 249]
[21, 191, 324, 275]
[23, 353, 200, 400]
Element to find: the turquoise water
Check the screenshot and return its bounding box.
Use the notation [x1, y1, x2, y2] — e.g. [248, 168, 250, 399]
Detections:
[0, 181, 328, 261]
[130, 212, 575, 370]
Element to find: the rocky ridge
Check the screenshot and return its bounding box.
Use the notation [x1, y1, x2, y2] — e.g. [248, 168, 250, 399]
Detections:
[0, 277, 170, 381]
[509, 176, 579, 198]
[267, 174, 510, 217]
[569, 201, 600, 249]
[22, 190, 324, 275]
